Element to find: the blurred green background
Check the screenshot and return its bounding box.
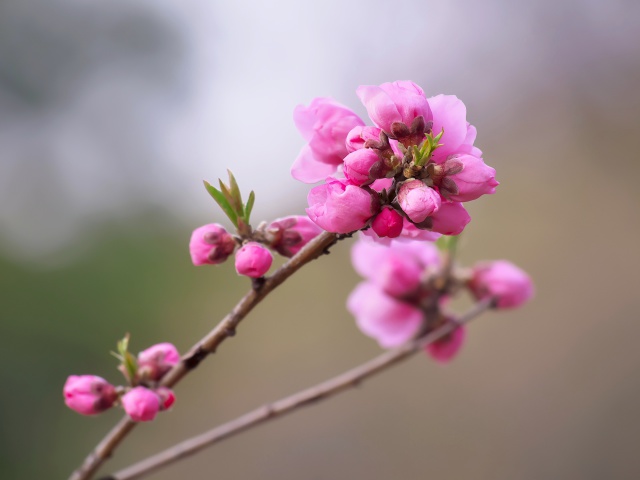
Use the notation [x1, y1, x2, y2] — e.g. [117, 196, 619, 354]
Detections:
[1, 1, 640, 479]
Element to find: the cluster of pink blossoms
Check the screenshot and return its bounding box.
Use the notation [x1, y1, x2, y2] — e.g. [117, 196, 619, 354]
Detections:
[290, 81, 532, 360]
[292, 81, 498, 239]
[64, 342, 179, 421]
[347, 238, 534, 362]
[189, 216, 322, 276]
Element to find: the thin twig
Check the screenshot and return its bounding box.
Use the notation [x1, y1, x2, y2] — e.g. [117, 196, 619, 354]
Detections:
[103, 299, 494, 480]
[69, 231, 340, 480]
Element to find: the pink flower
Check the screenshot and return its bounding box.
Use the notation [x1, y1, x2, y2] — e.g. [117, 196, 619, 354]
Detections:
[371, 207, 403, 238]
[235, 242, 273, 278]
[291, 98, 365, 183]
[306, 177, 379, 233]
[397, 180, 441, 223]
[351, 238, 440, 297]
[138, 343, 180, 381]
[343, 148, 387, 186]
[121, 387, 160, 422]
[430, 202, 471, 235]
[156, 387, 176, 411]
[189, 224, 236, 266]
[356, 81, 433, 134]
[446, 154, 499, 202]
[352, 241, 422, 297]
[347, 282, 424, 348]
[425, 325, 466, 364]
[267, 216, 323, 257]
[63, 375, 117, 416]
[469, 260, 534, 309]
[428, 94, 472, 162]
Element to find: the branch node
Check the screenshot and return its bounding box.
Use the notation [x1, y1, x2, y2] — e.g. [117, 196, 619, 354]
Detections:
[251, 277, 266, 290]
[184, 346, 208, 371]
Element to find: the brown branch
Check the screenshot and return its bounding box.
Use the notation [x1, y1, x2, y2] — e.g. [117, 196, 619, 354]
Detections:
[69, 230, 341, 480]
[102, 299, 494, 480]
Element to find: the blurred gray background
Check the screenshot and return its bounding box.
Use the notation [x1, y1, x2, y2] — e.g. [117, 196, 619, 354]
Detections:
[1, 0, 639, 479]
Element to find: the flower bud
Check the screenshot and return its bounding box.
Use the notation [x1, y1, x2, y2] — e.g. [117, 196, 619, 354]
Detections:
[356, 81, 432, 135]
[121, 387, 160, 422]
[469, 260, 534, 309]
[189, 224, 236, 266]
[429, 202, 470, 235]
[425, 325, 466, 364]
[267, 216, 323, 258]
[306, 177, 379, 234]
[137, 342, 180, 381]
[235, 242, 273, 278]
[445, 154, 499, 202]
[397, 180, 441, 223]
[371, 207, 403, 238]
[343, 149, 386, 186]
[63, 375, 117, 416]
[345, 125, 383, 153]
[156, 387, 176, 411]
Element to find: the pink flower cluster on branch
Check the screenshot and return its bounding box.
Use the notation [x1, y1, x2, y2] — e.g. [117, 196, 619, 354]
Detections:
[189, 216, 323, 278]
[347, 237, 533, 362]
[64, 340, 179, 422]
[188, 172, 324, 279]
[292, 81, 498, 238]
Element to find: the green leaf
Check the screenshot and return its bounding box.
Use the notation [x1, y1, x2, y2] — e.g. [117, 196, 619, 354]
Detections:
[110, 351, 124, 362]
[244, 190, 255, 222]
[123, 352, 138, 386]
[117, 333, 130, 358]
[227, 170, 243, 210]
[204, 181, 238, 227]
[219, 179, 243, 217]
[115, 333, 138, 386]
[218, 179, 234, 204]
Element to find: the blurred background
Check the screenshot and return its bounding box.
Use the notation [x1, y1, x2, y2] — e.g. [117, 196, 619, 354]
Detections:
[2, 0, 639, 478]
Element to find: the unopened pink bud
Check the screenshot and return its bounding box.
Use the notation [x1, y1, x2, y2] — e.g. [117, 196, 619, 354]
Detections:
[121, 387, 160, 422]
[235, 242, 273, 278]
[469, 260, 534, 309]
[63, 375, 117, 416]
[138, 343, 180, 381]
[306, 177, 379, 234]
[429, 202, 471, 235]
[425, 325, 466, 364]
[397, 180, 441, 223]
[446, 154, 499, 202]
[345, 125, 383, 153]
[267, 216, 323, 257]
[189, 224, 236, 266]
[371, 207, 403, 238]
[156, 387, 176, 411]
[343, 149, 386, 186]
